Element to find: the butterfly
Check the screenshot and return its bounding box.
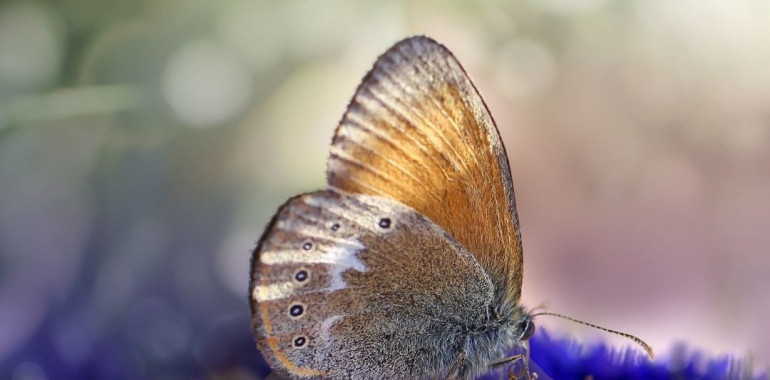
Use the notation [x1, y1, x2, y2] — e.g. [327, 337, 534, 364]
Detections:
[250, 35, 537, 380]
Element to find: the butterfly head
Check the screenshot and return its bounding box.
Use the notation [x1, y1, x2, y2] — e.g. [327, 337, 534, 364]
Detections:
[490, 303, 536, 345]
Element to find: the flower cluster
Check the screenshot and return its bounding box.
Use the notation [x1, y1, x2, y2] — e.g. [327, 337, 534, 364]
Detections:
[478, 329, 768, 380]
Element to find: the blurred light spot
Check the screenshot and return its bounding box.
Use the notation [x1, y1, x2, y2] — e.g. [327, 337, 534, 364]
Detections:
[162, 40, 252, 128]
[529, 0, 611, 15]
[11, 361, 46, 380]
[0, 1, 63, 91]
[215, 231, 253, 297]
[494, 39, 555, 100]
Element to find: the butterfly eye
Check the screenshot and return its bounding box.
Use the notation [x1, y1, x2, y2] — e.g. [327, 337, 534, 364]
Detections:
[293, 336, 307, 348]
[516, 319, 535, 341]
[289, 303, 305, 318]
[302, 242, 313, 250]
[378, 217, 391, 229]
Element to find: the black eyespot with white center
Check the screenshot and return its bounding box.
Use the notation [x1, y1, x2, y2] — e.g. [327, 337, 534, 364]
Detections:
[294, 269, 309, 283]
[289, 303, 304, 317]
[302, 242, 312, 250]
[330, 223, 340, 231]
[378, 217, 391, 229]
[293, 336, 307, 348]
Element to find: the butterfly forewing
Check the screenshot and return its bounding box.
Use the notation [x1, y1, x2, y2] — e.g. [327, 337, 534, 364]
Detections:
[327, 36, 523, 304]
[250, 190, 495, 379]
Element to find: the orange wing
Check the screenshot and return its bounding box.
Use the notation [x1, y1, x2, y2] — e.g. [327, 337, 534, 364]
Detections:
[326, 36, 523, 305]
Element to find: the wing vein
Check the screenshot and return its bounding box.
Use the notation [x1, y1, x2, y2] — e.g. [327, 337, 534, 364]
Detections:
[368, 65, 470, 176]
[339, 131, 442, 204]
[350, 91, 450, 179]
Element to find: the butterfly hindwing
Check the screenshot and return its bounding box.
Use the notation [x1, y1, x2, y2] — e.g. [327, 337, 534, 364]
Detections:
[250, 190, 495, 379]
[327, 36, 523, 304]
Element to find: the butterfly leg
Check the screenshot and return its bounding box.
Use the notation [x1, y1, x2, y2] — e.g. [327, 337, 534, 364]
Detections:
[444, 352, 469, 380]
[490, 354, 526, 380]
[490, 341, 535, 380]
[506, 362, 538, 380]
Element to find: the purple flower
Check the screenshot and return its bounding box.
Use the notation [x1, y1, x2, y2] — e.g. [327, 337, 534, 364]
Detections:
[477, 329, 768, 380]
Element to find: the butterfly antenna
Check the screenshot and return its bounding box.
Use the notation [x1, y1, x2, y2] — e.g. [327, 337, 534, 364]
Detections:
[531, 311, 654, 359]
